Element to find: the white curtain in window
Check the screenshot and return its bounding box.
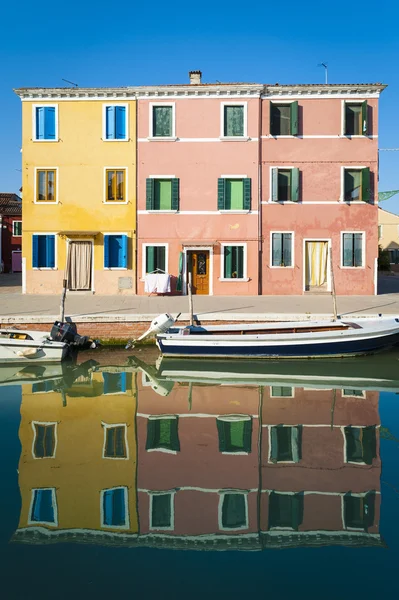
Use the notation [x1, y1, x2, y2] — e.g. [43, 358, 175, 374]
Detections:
[306, 241, 328, 287]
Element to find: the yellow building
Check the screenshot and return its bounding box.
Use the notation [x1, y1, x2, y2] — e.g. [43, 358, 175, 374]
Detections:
[14, 89, 136, 294]
[378, 207, 399, 272]
[14, 369, 138, 545]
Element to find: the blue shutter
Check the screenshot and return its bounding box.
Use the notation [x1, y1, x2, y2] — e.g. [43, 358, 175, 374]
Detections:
[110, 236, 119, 267]
[36, 107, 45, 139]
[120, 372, 127, 392]
[121, 235, 128, 268]
[106, 106, 115, 139]
[115, 106, 126, 139]
[46, 236, 55, 268]
[32, 235, 39, 268]
[44, 107, 56, 140]
[104, 235, 110, 268]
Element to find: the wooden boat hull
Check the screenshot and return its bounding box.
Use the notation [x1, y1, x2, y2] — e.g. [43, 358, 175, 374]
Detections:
[157, 317, 399, 359]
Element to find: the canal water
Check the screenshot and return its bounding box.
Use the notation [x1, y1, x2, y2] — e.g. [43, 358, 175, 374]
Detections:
[1, 349, 399, 599]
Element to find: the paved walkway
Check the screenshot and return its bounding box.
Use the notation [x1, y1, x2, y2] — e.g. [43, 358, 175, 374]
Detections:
[1, 273, 399, 322]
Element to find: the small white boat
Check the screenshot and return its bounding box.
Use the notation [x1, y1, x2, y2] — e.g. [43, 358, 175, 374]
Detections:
[145, 314, 399, 359]
[0, 328, 69, 364]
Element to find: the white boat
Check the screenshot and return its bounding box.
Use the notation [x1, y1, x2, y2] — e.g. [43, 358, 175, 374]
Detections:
[149, 314, 399, 359]
[0, 328, 70, 364]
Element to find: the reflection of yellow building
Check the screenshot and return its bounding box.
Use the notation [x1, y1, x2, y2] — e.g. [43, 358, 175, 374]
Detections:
[15, 370, 138, 543]
[14, 89, 136, 294]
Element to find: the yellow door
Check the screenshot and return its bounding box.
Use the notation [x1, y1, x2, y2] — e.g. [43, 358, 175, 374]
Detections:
[188, 251, 209, 295]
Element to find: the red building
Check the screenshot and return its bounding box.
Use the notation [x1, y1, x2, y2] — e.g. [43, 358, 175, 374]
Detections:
[0, 193, 22, 274]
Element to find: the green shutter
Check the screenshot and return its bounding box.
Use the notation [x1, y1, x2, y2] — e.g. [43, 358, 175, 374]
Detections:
[291, 168, 300, 202]
[290, 101, 299, 135]
[146, 419, 157, 450]
[242, 419, 252, 453]
[292, 493, 304, 531]
[361, 101, 368, 135]
[270, 427, 278, 463]
[146, 246, 155, 274]
[236, 246, 244, 278]
[270, 102, 274, 135]
[218, 178, 226, 210]
[361, 168, 370, 202]
[171, 178, 179, 211]
[271, 168, 278, 201]
[146, 178, 155, 210]
[365, 492, 375, 529]
[224, 246, 233, 278]
[243, 178, 251, 210]
[170, 417, 180, 452]
[216, 419, 227, 452]
[362, 426, 376, 465]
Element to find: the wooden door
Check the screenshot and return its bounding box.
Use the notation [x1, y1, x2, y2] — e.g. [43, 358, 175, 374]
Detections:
[188, 251, 209, 295]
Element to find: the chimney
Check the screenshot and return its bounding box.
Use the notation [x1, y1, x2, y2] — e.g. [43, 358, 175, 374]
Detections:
[189, 70, 202, 85]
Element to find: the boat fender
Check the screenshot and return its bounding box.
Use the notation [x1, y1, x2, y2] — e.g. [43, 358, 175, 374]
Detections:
[16, 348, 39, 358]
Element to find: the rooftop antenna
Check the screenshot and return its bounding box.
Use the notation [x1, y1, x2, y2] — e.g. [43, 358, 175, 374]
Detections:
[61, 78, 78, 87]
[317, 62, 328, 84]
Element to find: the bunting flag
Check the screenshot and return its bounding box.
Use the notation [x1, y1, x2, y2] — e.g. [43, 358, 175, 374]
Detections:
[378, 190, 399, 202]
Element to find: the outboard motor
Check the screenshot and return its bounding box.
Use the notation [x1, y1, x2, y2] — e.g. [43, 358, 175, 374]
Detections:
[50, 321, 99, 349]
[126, 313, 177, 349]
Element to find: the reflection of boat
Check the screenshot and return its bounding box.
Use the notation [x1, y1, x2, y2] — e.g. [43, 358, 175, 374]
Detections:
[130, 352, 399, 393]
[0, 360, 99, 390]
[153, 314, 399, 359]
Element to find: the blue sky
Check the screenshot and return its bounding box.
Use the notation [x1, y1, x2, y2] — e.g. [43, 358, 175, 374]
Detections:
[2, 0, 399, 214]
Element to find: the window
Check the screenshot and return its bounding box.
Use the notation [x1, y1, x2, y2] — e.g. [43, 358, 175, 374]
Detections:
[344, 167, 370, 202]
[36, 169, 56, 202]
[150, 493, 173, 529]
[270, 386, 294, 397]
[104, 105, 127, 140]
[344, 101, 368, 136]
[268, 492, 304, 530]
[152, 105, 174, 138]
[269, 426, 302, 463]
[105, 169, 126, 202]
[12, 221, 22, 236]
[218, 178, 251, 211]
[223, 246, 245, 279]
[34, 105, 57, 140]
[378, 225, 383, 240]
[271, 168, 299, 202]
[32, 235, 55, 269]
[271, 233, 293, 267]
[33, 423, 56, 458]
[30, 488, 57, 525]
[146, 178, 179, 211]
[216, 416, 252, 453]
[342, 233, 364, 267]
[102, 487, 128, 528]
[145, 245, 166, 274]
[344, 426, 376, 464]
[344, 492, 375, 530]
[223, 105, 245, 137]
[104, 425, 127, 458]
[32, 380, 55, 393]
[104, 235, 128, 269]
[388, 248, 399, 264]
[270, 102, 298, 136]
[146, 416, 180, 452]
[103, 372, 127, 394]
[220, 493, 248, 530]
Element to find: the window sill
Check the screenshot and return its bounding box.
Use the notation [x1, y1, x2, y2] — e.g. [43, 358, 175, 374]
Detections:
[34, 201, 58, 205]
[219, 210, 251, 214]
[270, 265, 294, 269]
[103, 201, 129, 205]
[267, 200, 299, 204]
[268, 135, 298, 139]
[340, 266, 365, 269]
[339, 200, 372, 204]
[32, 268, 57, 271]
[104, 268, 128, 271]
[219, 136, 250, 142]
[101, 138, 129, 142]
[341, 134, 371, 139]
[219, 277, 250, 282]
[32, 139, 59, 143]
[146, 210, 178, 214]
[147, 136, 177, 142]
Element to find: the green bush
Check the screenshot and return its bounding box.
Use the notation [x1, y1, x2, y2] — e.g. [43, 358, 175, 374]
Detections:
[378, 245, 391, 272]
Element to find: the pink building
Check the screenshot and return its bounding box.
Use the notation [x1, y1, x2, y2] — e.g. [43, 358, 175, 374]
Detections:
[137, 73, 385, 296]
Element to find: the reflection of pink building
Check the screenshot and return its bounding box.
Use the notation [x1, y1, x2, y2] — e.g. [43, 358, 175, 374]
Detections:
[137, 73, 385, 296]
[137, 376, 382, 549]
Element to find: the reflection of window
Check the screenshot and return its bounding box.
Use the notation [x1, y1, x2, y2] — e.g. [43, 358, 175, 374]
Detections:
[104, 425, 127, 458]
[344, 426, 376, 464]
[220, 493, 248, 530]
[268, 492, 304, 530]
[102, 487, 128, 528]
[150, 492, 173, 529]
[30, 488, 57, 525]
[146, 417, 180, 452]
[342, 389, 365, 398]
[103, 372, 127, 394]
[388, 249, 399, 265]
[33, 423, 56, 458]
[344, 492, 375, 530]
[216, 416, 252, 453]
[270, 386, 294, 397]
[32, 380, 55, 393]
[270, 426, 302, 463]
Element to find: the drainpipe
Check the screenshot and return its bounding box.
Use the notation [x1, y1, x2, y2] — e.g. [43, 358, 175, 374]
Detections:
[258, 91, 263, 296]
[0, 215, 2, 272]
